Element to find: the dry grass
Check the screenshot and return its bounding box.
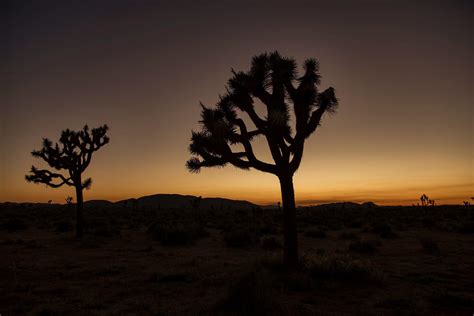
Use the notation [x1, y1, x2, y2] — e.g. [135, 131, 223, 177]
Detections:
[1, 204, 473, 315]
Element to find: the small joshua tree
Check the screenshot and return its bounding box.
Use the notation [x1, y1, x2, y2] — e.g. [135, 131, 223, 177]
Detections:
[26, 125, 109, 239]
[186, 52, 338, 267]
[190, 196, 202, 210]
[420, 194, 429, 207]
[65, 196, 73, 207]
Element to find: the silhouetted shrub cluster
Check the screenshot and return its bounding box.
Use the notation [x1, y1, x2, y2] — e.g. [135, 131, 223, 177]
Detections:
[86, 218, 121, 237]
[260, 235, 282, 250]
[369, 222, 396, 238]
[223, 226, 259, 248]
[303, 227, 327, 238]
[148, 222, 208, 246]
[303, 253, 383, 283]
[338, 231, 359, 240]
[419, 237, 440, 254]
[348, 239, 379, 254]
[54, 220, 73, 233]
[457, 221, 474, 234]
[1, 218, 27, 232]
[214, 266, 282, 316]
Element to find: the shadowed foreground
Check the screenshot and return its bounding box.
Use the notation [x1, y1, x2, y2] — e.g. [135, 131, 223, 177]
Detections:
[1, 203, 473, 315]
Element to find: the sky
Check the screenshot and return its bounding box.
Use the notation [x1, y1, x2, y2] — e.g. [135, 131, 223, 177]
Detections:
[1, 0, 472, 206]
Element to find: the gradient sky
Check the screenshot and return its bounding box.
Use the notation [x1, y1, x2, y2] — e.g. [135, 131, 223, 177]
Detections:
[2, 0, 472, 205]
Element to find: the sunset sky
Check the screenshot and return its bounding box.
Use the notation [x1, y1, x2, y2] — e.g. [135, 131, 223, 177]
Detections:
[2, 0, 472, 206]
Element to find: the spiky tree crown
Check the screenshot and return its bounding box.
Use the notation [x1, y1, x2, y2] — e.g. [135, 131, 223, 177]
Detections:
[26, 125, 109, 189]
[187, 51, 337, 176]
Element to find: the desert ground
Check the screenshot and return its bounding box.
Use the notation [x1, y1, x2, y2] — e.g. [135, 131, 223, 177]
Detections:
[1, 201, 473, 315]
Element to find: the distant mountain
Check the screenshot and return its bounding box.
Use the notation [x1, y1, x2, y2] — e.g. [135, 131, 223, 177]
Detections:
[303, 201, 378, 209]
[115, 194, 258, 210]
[84, 200, 115, 208]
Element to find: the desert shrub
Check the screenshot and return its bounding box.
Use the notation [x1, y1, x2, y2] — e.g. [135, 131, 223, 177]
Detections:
[419, 237, 440, 254]
[457, 221, 474, 234]
[259, 223, 278, 235]
[79, 235, 103, 248]
[348, 240, 378, 254]
[345, 220, 363, 228]
[95, 264, 123, 276]
[258, 252, 286, 273]
[303, 253, 383, 283]
[224, 226, 258, 248]
[376, 297, 416, 311]
[2, 218, 27, 232]
[150, 272, 192, 283]
[91, 222, 121, 237]
[428, 292, 474, 309]
[86, 217, 121, 237]
[303, 227, 326, 238]
[148, 222, 208, 246]
[260, 235, 282, 250]
[338, 231, 359, 240]
[0, 238, 40, 248]
[54, 220, 73, 233]
[370, 222, 395, 238]
[33, 306, 59, 316]
[214, 266, 283, 315]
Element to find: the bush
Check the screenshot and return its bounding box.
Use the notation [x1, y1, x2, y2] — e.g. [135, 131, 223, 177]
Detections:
[429, 292, 474, 309]
[348, 240, 378, 254]
[338, 231, 359, 240]
[86, 218, 121, 237]
[214, 266, 283, 315]
[224, 227, 258, 248]
[148, 222, 208, 246]
[260, 236, 282, 250]
[303, 253, 383, 283]
[458, 221, 474, 234]
[370, 222, 395, 238]
[2, 218, 27, 232]
[303, 227, 326, 238]
[54, 220, 73, 233]
[419, 237, 439, 254]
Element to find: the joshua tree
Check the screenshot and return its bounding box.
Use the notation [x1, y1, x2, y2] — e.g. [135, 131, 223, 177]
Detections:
[190, 196, 202, 210]
[26, 125, 109, 239]
[65, 196, 73, 207]
[420, 194, 429, 207]
[186, 52, 338, 267]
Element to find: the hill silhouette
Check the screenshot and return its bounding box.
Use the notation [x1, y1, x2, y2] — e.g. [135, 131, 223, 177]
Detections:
[115, 194, 258, 210]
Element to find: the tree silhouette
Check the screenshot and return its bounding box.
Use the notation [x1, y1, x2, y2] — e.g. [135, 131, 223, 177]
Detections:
[65, 196, 73, 208]
[26, 125, 109, 239]
[186, 52, 338, 267]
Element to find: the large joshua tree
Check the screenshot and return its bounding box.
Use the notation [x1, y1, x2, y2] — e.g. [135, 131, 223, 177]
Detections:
[187, 52, 338, 267]
[26, 125, 109, 239]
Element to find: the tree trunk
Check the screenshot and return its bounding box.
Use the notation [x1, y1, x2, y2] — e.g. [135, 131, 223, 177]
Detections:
[279, 174, 298, 267]
[75, 185, 84, 239]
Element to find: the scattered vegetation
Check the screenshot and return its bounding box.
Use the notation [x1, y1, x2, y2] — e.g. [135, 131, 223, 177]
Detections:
[1, 218, 27, 232]
[148, 222, 208, 246]
[260, 235, 282, 250]
[338, 231, 359, 240]
[1, 202, 473, 315]
[369, 222, 396, 238]
[348, 239, 379, 254]
[303, 253, 383, 283]
[419, 237, 440, 254]
[223, 226, 258, 248]
[303, 227, 327, 238]
[54, 220, 73, 233]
